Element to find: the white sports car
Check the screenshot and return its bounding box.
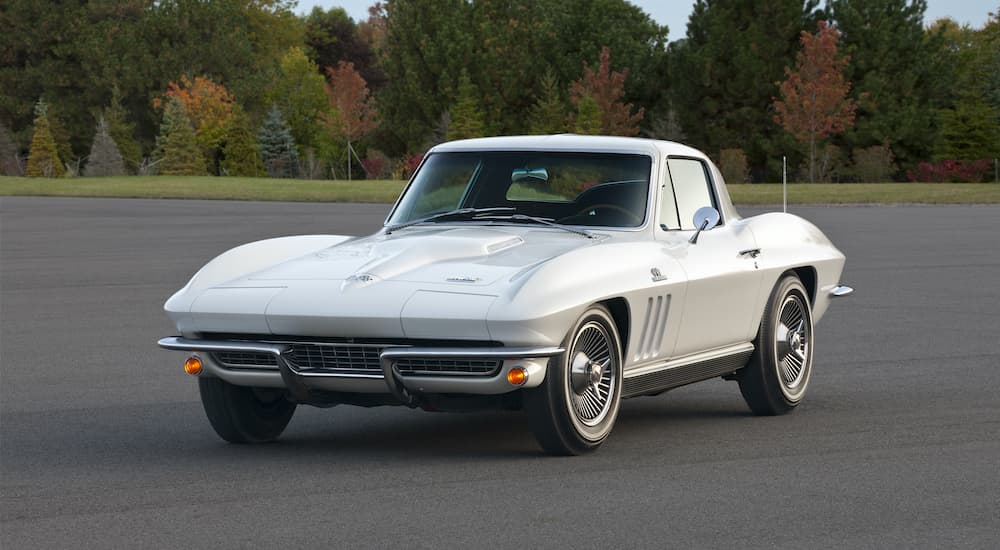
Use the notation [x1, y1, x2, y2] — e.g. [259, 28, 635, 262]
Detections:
[159, 135, 852, 455]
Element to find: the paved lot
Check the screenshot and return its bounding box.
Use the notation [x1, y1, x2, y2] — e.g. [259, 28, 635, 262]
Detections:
[2, 197, 998, 548]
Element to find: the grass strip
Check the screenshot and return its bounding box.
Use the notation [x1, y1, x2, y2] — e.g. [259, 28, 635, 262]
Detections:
[2, 177, 999, 205]
[0, 176, 407, 203]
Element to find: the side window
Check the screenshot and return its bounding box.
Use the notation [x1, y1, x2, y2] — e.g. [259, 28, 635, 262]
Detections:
[666, 158, 716, 230]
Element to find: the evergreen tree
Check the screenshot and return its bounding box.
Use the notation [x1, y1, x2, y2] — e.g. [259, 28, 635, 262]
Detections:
[25, 99, 63, 177]
[378, 0, 666, 153]
[934, 96, 1000, 161]
[529, 70, 570, 135]
[828, 0, 943, 171]
[156, 97, 207, 176]
[0, 122, 21, 176]
[671, 0, 819, 178]
[574, 93, 602, 135]
[48, 109, 75, 172]
[221, 109, 265, 177]
[84, 115, 125, 177]
[104, 87, 142, 173]
[258, 106, 298, 178]
[447, 71, 486, 141]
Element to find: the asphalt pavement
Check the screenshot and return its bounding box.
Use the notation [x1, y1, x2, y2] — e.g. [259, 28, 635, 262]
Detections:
[2, 197, 998, 548]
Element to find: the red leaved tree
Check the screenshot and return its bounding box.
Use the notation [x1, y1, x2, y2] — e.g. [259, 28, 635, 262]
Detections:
[569, 47, 644, 136]
[773, 21, 858, 183]
[321, 61, 377, 179]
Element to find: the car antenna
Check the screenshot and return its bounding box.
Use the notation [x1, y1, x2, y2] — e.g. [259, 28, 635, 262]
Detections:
[782, 155, 787, 213]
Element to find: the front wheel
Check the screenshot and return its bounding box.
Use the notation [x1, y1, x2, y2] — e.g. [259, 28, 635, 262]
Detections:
[525, 305, 623, 455]
[738, 274, 814, 415]
[198, 377, 297, 443]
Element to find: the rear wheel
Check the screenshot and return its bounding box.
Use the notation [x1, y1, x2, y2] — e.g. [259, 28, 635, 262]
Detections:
[738, 274, 814, 415]
[525, 305, 623, 455]
[198, 377, 296, 443]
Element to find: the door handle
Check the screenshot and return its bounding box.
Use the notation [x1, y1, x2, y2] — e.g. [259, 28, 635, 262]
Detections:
[739, 248, 761, 258]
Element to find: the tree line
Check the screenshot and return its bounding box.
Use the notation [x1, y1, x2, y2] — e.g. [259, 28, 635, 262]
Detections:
[1, 0, 997, 182]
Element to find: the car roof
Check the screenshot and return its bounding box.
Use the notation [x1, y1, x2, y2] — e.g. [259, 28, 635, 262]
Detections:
[429, 134, 707, 159]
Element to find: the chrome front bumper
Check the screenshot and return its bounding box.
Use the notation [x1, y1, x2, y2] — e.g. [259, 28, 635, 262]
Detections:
[157, 337, 562, 405]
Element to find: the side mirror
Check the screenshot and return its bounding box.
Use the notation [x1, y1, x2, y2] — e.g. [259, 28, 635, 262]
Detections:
[689, 206, 720, 244]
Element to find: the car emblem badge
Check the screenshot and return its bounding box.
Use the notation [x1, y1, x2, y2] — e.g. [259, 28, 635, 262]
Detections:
[650, 268, 667, 282]
[446, 276, 481, 283]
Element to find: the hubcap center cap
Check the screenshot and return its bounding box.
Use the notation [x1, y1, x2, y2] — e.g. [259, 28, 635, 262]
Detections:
[589, 363, 603, 385]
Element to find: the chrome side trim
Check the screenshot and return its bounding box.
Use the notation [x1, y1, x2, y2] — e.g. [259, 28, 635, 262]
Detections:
[625, 342, 754, 379]
[830, 285, 854, 298]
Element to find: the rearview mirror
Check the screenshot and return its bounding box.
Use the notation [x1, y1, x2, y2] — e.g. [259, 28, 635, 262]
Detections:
[689, 206, 720, 244]
[511, 167, 549, 184]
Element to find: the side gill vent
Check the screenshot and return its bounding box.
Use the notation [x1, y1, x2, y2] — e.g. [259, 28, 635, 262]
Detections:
[634, 295, 671, 362]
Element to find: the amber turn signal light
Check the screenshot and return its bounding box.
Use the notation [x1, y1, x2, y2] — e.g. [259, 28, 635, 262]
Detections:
[183, 356, 203, 376]
[506, 366, 527, 386]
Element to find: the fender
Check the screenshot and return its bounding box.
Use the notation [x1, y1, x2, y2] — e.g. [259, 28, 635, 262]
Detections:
[165, 235, 353, 331]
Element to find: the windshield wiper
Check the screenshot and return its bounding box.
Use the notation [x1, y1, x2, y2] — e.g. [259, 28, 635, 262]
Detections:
[384, 207, 515, 235]
[475, 214, 595, 239]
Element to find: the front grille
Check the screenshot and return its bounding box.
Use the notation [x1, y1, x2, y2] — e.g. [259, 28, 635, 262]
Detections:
[213, 351, 277, 369]
[211, 341, 502, 377]
[285, 344, 384, 374]
[395, 357, 501, 376]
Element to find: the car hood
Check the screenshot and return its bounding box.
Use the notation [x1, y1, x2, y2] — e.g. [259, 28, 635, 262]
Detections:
[241, 225, 591, 287]
[171, 225, 598, 339]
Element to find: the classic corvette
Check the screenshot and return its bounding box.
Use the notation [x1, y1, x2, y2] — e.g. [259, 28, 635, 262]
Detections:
[159, 135, 851, 455]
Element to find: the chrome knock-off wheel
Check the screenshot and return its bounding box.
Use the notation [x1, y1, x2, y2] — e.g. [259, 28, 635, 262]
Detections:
[774, 294, 811, 401]
[738, 274, 814, 415]
[567, 323, 617, 431]
[525, 305, 623, 455]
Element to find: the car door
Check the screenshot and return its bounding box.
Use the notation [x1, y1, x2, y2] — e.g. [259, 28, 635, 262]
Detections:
[658, 156, 763, 357]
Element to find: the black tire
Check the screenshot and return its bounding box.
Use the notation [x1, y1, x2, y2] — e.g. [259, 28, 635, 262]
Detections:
[738, 274, 814, 415]
[198, 377, 296, 443]
[525, 305, 623, 455]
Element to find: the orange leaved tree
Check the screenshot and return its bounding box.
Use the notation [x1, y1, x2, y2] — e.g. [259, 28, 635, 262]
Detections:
[154, 75, 236, 174]
[321, 61, 377, 179]
[773, 21, 858, 183]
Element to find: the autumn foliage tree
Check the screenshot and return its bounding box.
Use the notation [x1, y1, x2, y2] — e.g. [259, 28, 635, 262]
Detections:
[773, 21, 858, 183]
[155, 75, 236, 174]
[321, 61, 377, 178]
[569, 47, 644, 136]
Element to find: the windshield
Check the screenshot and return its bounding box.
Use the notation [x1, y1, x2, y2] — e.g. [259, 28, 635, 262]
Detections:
[388, 151, 651, 228]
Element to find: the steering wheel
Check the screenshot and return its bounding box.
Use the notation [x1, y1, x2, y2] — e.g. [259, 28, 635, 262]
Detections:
[560, 203, 644, 226]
